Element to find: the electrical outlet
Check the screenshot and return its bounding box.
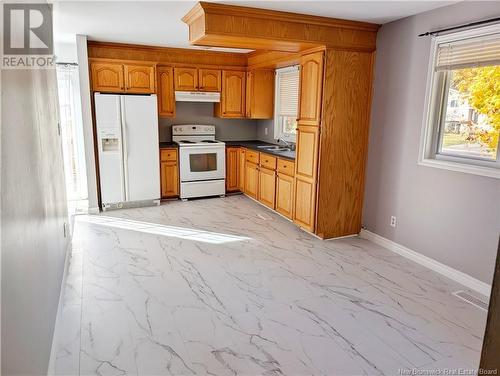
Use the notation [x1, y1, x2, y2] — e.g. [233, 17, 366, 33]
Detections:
[390, 216, 397, 228]
[264, 127, 268, 135]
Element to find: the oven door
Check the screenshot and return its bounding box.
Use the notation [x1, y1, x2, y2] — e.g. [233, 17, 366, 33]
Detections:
[179, 145, 225, 182]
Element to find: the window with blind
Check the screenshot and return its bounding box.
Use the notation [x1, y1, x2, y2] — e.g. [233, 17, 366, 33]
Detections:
[274, 65, 300, 142]
[419, 24, 500, 178]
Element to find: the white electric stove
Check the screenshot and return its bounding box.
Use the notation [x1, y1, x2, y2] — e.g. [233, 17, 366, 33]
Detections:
[172, 125, 226, 199]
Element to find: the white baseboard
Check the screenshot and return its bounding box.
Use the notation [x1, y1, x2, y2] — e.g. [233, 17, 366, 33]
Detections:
[359, 229, 492, 298]
[47, 240, 73, 375]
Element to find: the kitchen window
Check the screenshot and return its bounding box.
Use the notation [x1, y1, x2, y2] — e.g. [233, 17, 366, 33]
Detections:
[419, 24, 500, 178]
[274, 65, 300, 142]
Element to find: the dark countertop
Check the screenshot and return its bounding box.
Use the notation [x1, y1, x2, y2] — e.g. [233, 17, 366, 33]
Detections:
[159, 142, 178, 149]
[224, 140, 296, 161]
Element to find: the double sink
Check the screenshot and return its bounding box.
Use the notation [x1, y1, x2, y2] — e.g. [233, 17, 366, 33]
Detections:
[257, 145, 294, 152]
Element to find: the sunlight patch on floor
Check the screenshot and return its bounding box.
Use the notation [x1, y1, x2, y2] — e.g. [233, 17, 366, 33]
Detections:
[78, 215, 251, 244]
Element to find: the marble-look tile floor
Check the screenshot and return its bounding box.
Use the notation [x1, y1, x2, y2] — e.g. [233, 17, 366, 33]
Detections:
[53, 195, 488, 376]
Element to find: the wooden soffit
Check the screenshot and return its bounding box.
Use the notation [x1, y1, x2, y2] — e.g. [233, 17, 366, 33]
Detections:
[182, 2, 380, 53]
[87, 41, 248, 68]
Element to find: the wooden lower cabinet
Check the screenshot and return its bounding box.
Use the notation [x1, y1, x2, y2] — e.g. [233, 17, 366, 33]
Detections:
[293, 125, 319, 232]
[293, 177, 316, 231]
[238, 148, 246, 191]
[161, 162, 178, 198]
[226, 147, 239, 192]
[258, 167, 276, 209]
[160, 148, 179, 198]
[244, 162, 259, 199]
[276, 173, 294, 219]
[238, 148, 295, 219]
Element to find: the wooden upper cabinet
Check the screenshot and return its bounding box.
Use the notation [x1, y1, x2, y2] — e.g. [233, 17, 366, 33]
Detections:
[199, 69, 221, 92]
[217, 70, 246, 118]
[174, 67, 198, 91]
[91, 62, 124, 92]
[157, 66, 175, 118]
[246, 70, 274, 119]
[124, 63, 156, 93]
[298, 51, 324, 126]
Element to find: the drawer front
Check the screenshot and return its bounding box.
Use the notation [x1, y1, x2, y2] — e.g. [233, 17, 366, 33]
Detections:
[246, 149, 259, 164]
[160, 148, 177, 162]
[277, 158, 295, 176]
[259, 153, 277, 170]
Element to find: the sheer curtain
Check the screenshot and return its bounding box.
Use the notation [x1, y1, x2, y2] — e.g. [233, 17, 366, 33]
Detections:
[56, 64, 88, 214]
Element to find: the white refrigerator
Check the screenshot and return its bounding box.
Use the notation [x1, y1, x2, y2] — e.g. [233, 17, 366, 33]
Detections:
[95, 93, 160, 209]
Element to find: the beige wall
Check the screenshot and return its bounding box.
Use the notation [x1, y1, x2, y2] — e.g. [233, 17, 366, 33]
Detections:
[1, 68, 70, 374]
[363, 1, 500, 285]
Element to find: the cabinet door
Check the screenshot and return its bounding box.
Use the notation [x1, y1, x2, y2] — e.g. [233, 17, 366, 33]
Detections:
[161, 161, 179, 198]
[258, 167, 276, 209]
[91, 62, 124, 92]
[298, 51, 324, 126]
[276, 173, 294, 219]
[246, 70, 274, 119]
[244, 162, 258, 199]
[293, 176, 316, 231]
[124, 64, 155, 93]
[199, 69, 221, 92]
[293, 126, 319, 232]
[174, 67, 198, 91]
[219, 70, 246, 118]
[157, 66, 175, 117]
[295, 126, 319, 180]
[226, 147, 239, 192]
[238, 148, 246, 191]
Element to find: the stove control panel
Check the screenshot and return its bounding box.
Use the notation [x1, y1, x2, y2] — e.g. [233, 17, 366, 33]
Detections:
[172, 124, 215, 136]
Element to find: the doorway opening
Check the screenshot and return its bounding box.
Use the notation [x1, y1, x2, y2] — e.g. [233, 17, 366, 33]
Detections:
[56, 63, 89, 218]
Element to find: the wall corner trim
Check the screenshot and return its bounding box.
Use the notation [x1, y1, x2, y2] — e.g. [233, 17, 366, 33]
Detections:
[359, 229, 492, 298]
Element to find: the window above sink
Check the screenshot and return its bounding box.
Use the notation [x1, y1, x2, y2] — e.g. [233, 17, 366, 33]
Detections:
[274, 66, 299, 142]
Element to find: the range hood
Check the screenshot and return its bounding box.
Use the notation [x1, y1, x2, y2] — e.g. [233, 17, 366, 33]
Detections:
[175, 91, 220, 103]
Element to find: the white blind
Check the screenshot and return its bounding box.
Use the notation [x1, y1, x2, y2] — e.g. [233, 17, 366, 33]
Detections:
[436, 32, 500, 71]
[277, 66, 299, 117]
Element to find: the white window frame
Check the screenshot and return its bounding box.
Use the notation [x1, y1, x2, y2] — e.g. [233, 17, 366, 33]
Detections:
[274, 65, 299, 143]
[418, 23, 500, 179]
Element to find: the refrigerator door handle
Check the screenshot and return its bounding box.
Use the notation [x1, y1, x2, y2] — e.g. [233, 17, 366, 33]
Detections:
[120, 96, 130, 201]
[115, 96, 126, 202]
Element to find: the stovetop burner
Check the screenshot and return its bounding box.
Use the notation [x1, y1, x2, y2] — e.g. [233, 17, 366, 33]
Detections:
[201, 140, 218, 143]
[179, 140, 196, 144]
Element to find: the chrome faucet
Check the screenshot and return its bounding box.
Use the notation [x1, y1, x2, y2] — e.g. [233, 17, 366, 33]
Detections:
[278, 138, 296, 151]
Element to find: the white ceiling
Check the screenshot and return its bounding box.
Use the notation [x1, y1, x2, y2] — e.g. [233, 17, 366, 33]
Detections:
[53, 0, 458, 53]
